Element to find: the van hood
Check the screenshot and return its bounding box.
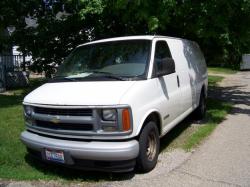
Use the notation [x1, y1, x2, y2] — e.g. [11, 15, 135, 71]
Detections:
[24, 81, 136, 106]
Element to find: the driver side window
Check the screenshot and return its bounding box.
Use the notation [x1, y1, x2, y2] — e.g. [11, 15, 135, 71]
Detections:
[155, 41, 172, 60]
[153, 41, 175, 77]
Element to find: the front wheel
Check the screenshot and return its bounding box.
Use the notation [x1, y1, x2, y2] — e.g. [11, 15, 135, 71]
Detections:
[136, 121, 159, 173]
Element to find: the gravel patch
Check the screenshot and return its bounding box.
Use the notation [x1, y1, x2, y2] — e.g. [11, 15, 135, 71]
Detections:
[94, 149, 191, 187]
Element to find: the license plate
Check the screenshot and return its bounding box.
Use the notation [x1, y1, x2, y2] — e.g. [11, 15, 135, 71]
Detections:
[45, 149, 65, 163]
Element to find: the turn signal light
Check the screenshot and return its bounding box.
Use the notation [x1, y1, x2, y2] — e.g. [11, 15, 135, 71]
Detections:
[122, 108, 131, 131]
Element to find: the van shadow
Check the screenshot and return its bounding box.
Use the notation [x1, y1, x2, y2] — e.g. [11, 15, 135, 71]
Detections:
[159, 115, 196, 152]
[208, 84, 250, 116]
[160, 80, 250, 151]
[25, 154, 135, 181]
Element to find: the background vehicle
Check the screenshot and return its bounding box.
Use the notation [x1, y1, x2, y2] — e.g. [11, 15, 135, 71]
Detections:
[21, 36, 207, 172]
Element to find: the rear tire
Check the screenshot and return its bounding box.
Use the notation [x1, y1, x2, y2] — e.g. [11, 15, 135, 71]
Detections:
[194, 91, 206, 120]
[136, 121, 159, 173]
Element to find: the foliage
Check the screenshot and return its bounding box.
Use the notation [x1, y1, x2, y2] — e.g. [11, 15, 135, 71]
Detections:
[0, 0, 250, 75]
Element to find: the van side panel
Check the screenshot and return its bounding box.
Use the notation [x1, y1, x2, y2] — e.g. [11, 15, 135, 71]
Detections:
[192, 42, 208, 97]
[183, 41, 207, 105]
[166, 38, 194, 112]
[165, 38, 207, 114]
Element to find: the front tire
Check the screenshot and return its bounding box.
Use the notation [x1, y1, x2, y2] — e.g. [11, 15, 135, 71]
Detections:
[136, 121, 159, 173]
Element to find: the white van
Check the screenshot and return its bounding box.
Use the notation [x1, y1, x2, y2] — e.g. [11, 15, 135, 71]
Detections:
[21, 36, 207, 172]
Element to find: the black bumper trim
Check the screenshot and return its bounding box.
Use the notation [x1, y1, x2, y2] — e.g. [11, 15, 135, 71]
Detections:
[27, 148, 136, 173]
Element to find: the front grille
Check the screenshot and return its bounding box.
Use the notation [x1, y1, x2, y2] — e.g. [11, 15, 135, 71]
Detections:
[35, 120, 93, 131]
[34, 107, 92, 116]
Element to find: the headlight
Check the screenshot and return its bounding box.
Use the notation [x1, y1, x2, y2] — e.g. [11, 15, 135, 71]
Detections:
[102, 109, 117, 121]
[24, 105, 33, 117]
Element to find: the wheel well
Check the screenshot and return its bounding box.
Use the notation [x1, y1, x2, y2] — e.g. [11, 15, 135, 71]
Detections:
[141, 112, 161, 135]
[201, 84, 206, 98]
[197, 85, 206, 106]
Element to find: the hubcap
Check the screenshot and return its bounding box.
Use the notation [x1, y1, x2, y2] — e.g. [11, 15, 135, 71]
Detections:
[146, 131, 157, 161]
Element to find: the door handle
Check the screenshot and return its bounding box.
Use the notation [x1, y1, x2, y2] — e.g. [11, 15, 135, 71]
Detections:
[177, 75, 180, 87]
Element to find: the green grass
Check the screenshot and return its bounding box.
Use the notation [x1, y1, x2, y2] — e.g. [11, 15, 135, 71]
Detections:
[160, 98, 232, 152]
[208, 67, 237, 74]
[0, 75, 232, 181]
[0, 79, 60, 180]
[182, 74, 232, 150]
[182, 98, 232, 150]
[208, 75, 224, 87]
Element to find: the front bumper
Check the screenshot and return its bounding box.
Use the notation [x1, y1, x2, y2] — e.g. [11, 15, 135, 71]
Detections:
[21, 130, 139, 172]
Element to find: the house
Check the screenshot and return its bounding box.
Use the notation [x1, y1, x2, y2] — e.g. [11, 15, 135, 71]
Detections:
[241, 54, 250, 70]
[0, 29, 12, 92]
[0, 29, 29, 92]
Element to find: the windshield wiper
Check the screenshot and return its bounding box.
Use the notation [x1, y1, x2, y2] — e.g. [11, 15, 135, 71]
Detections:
[50, 72, 126, 82]
[87, 71, 126, 81]
[49, 76, 76, 82]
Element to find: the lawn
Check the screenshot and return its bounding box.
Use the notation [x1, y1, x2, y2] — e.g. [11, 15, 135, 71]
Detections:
[208, 67, 237, 74]
[0, 75, 232, 181]
[160, 98, 232, 152]
[208, 75, 224, 87]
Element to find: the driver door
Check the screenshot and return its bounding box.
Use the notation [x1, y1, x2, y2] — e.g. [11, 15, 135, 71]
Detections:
[153, 40, 182, 129]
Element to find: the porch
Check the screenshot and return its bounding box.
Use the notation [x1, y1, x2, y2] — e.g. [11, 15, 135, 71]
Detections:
[0, 54, 29, 92]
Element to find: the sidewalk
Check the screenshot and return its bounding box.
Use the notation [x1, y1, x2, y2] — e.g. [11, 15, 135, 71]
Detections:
[167, 72, 250, 186]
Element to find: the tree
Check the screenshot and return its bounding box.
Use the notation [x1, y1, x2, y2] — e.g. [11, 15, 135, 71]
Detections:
[1, 0, 250, 76]
[172, 1, 250, 68]
[1, 0, 106, 76]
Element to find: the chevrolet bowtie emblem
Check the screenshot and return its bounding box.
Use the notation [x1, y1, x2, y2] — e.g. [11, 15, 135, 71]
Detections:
[51, 117, 60, 124]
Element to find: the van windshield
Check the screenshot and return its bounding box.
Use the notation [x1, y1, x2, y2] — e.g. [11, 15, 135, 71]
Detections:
[55, 40, 151, 81]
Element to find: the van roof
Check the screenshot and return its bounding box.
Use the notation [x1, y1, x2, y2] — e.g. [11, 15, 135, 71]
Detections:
[78, 35, 190, 47]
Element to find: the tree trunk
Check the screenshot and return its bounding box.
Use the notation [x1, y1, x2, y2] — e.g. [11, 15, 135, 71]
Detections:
[22, 53, 26, 71]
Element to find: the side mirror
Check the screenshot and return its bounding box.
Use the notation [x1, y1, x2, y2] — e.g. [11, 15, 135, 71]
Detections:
[156, 58, 175, 77]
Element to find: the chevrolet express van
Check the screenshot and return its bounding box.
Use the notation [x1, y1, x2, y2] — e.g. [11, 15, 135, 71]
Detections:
[21, 36, 207, 172]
